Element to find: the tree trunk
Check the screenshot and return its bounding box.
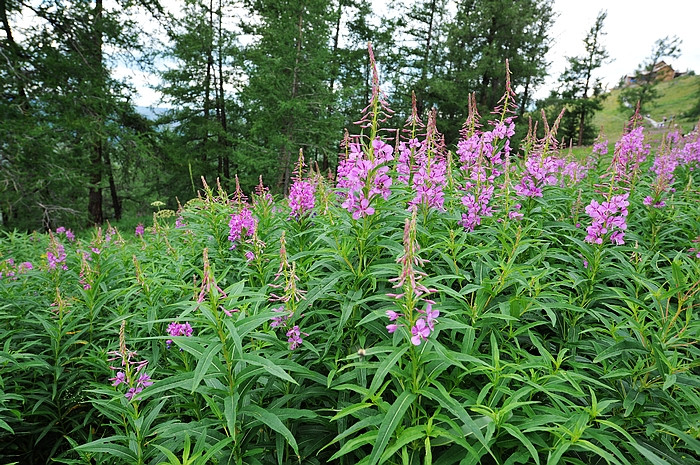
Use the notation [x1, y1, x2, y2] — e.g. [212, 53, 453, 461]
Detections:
[217, 0, 229, 186]
[327, 1, 341, 100]
[0, 0, 28, 110]
[105, 150, 121, 220]
[577, 55, 593, 146]
[88, 140, 104, 225]
[279, 10, 304, 195]
[520, 75, 531, 117]
[479, 17, 497, 107]
[417, 0, 436, 116]
[87, 0, 104, 225]
[202, 0, 214, 165]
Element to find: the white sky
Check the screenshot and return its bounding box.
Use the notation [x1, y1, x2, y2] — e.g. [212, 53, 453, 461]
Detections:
[537, 0, 700, 99]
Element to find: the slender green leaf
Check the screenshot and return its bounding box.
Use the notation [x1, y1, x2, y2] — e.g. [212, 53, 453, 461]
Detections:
[241, 404, 299, 456]
[368, 391, 416, 465]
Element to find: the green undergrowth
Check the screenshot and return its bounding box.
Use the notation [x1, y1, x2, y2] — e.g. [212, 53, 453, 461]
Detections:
[1, 72, 700, 464]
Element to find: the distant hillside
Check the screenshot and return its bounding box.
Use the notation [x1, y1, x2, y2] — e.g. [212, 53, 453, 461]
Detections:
[593, 74, 700, 142]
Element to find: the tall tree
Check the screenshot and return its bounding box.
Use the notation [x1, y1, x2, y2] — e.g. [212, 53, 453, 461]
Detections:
[388, 0, 449, 118]
[0, 1, 161, 230]
[242, 0, 336, 194]
[434, 0, 554, 143]
[324, 0, 380, 169]
[556, 10, 609, 146]
[157, 0, 241, 192]
[86, 0, 106, 224]
[619, 35, 682, 114]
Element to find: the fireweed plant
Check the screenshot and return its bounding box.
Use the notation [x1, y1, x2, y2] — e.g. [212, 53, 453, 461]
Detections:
[1, 51, 700, 464]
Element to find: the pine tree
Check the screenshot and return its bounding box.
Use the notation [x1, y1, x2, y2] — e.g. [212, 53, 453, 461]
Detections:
[436, 0, 554, 143]
[557, 10, 609, 146]
[388, 0, 449, 119]
[0, 1, 161, 229]
[242, 0, 336, 194]
[157, 0, 241, 192]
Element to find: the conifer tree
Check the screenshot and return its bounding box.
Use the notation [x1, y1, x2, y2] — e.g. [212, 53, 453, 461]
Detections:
[157, 0, 241, 192]
[436, 0, 554, 143]
[0, 0, 160, 228]
[557, 10, 609, 146]
[242, 0, 336, 194]
[388, 0, 449, 119]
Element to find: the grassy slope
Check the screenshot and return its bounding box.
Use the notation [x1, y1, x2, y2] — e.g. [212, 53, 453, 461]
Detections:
[593, 74, 700, 143]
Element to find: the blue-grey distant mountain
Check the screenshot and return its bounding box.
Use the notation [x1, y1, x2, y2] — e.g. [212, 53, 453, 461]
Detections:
[135, 106, 169, 121]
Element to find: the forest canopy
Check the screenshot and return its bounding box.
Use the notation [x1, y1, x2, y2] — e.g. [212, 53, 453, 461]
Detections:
[0, 0, 616, 231]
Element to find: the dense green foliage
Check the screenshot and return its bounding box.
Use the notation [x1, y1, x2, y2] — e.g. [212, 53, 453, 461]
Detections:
[1, 72, 700, 464]
[1, 0, 557, 231]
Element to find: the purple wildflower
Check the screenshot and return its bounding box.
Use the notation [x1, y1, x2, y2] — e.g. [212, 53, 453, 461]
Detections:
[135, 224, 145, 237]
[137, 372, 153, 388]
[228, 208, 257, 249]
[456, 100, 517, 229]
[593, 135, 608, 157]
[610, 126, 650, 183]
[286, 325, 303, 350]
[254, 175, 274, 207]
[514, 109, 565, 199]
[410, 155, 447, 211]
[351, 196, 375, 220]
[47, 234, 68, 271]
[508, 203, 524, 221]
[424, 302, 439, 331]
[108, 321, 154, 401]
[410, 319, 431, 346]
[584, 193, 630, 245]
[337, 138, 394, 219]
[110, 371, 126, 386]
[386, 211, 439, 346]
[396, 138, 422, 185]
[690, 237, 700, 258]
[288, 180, 315, 218]
[514, 153, 562, 198]
[166, 322, 193, 349]
[288, 149, 316, 218]
[270, 306, 290, 328]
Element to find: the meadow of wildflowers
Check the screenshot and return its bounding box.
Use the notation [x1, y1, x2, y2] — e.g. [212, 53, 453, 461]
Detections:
[1, 51, 699, 464]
